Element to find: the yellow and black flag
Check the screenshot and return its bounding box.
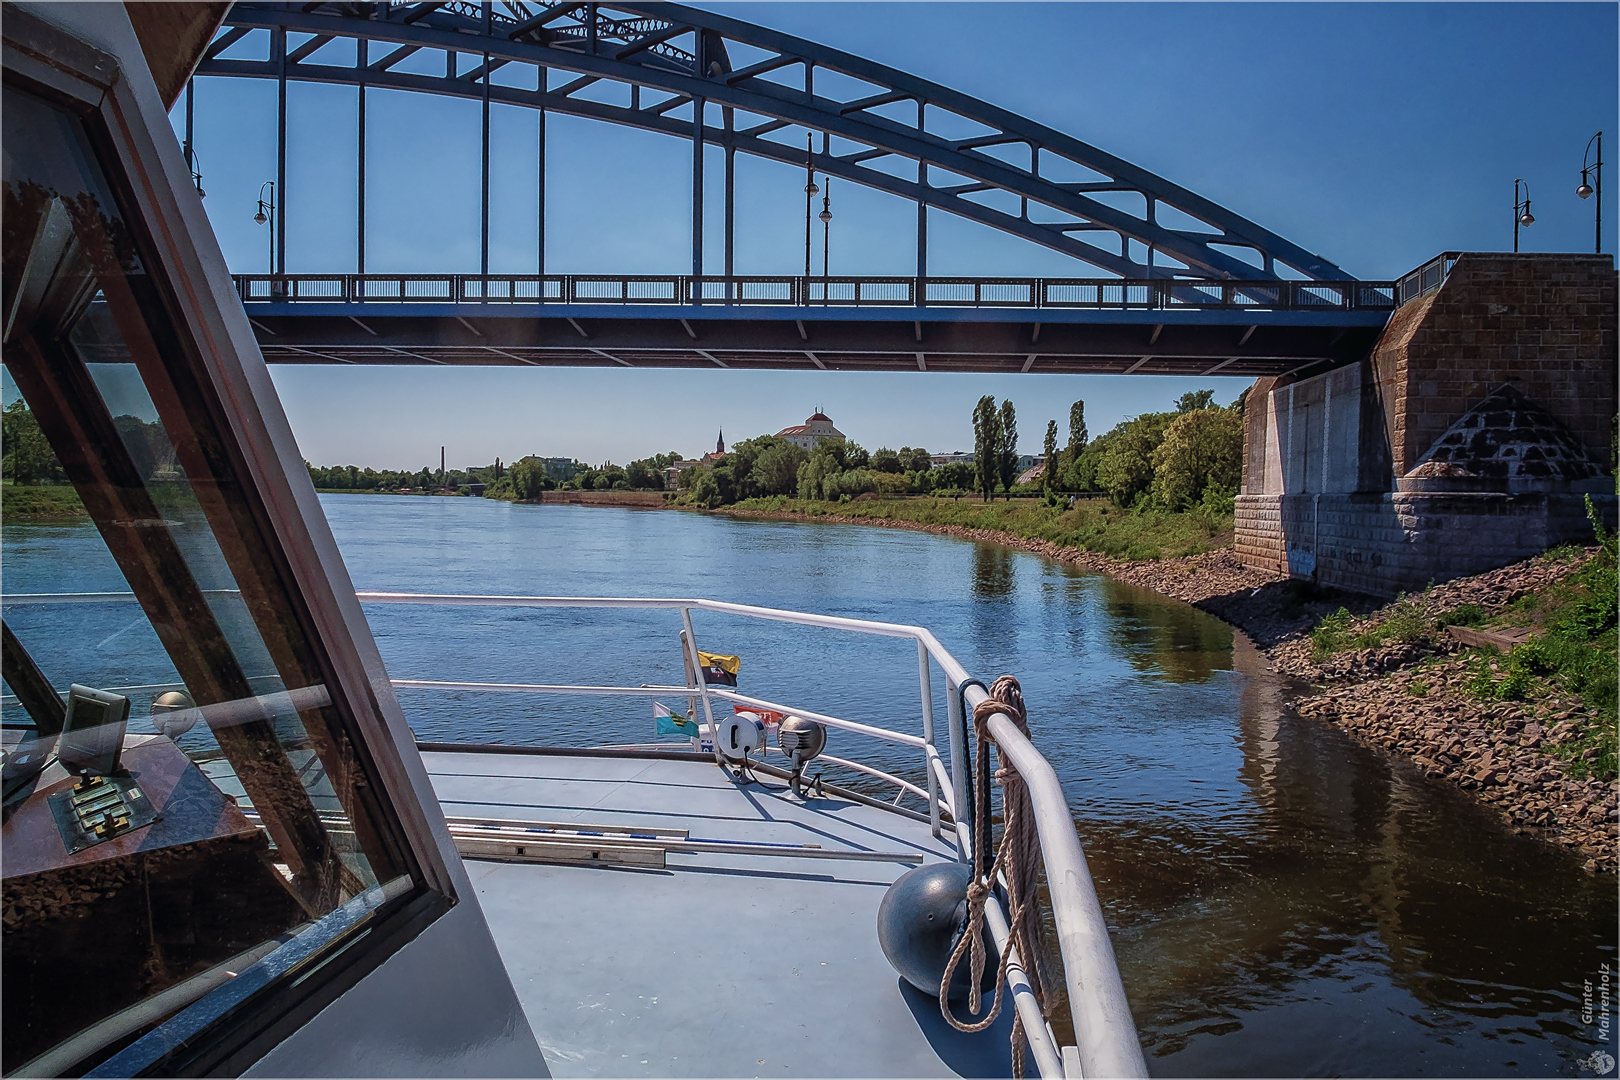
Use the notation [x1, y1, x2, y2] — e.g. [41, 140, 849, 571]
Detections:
[697, 651, 740, 686]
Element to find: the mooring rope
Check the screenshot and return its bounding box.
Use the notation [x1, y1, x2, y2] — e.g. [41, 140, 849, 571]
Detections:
[938, 674, 1052, 1079]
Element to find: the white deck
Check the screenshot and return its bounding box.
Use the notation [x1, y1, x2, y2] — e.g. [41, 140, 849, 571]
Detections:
[423, 749, 1017, 1078]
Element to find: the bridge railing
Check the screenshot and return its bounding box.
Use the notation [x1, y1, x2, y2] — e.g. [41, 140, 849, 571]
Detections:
[233, 273, 1399, 313]
[1395, 252, 1461, 306]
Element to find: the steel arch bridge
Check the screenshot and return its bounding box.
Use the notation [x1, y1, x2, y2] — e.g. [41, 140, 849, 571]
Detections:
[201, 0, 1351, 282]
[193, 1, 1398, 375]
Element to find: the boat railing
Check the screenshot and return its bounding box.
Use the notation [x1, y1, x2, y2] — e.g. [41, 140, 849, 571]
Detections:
[1, 589, 1147, 1078]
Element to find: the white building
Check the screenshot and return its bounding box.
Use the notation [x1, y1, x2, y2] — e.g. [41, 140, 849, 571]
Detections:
[775, 411, 845, 450]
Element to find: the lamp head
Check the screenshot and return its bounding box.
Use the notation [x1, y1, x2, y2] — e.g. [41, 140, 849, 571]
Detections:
[254, 208, 268, 225]
[1518, 204, 1535, 227]
[819, 207, 832, 224]
[805, 180, 819, 196]
[1578, 171, 1594, 199]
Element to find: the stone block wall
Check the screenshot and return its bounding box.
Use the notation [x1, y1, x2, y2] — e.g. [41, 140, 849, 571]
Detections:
[1236, 492, 1615, 596]
[1235, 251, 1617, 595]
[1372, 253, 1616, 476]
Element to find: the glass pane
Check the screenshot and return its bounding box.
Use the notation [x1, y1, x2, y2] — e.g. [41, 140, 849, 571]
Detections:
[2, 87, 411, 1075]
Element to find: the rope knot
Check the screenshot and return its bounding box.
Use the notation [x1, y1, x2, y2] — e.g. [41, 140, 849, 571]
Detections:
[939, 675, 1052, 1079]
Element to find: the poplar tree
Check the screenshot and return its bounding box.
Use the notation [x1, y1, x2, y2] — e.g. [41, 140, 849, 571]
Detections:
[972, 395, 999, 502]
[1067, 401, 1088, 458]
[997, 399, 1018, 499]
[1043, 419, 1058, 493]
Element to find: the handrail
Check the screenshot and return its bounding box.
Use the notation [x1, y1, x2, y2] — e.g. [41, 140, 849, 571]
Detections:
[5, 588, 1145, 1077]
[972, 687, 1149, 1079]
[229, 272, 1400, 313]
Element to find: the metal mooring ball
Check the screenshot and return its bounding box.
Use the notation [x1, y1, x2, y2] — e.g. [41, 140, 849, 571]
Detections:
[877, 862, 995, 1000]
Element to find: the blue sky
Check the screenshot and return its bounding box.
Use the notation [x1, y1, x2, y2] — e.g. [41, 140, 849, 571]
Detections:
[158, 3, 1618, 468]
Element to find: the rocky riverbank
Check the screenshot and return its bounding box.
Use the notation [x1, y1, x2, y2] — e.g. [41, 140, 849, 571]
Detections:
[723, 507, 1620, 873]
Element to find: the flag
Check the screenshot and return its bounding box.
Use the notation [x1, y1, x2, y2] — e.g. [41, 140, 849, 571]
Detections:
[653, 702, 699, 739]
[697, 650, 740, 687]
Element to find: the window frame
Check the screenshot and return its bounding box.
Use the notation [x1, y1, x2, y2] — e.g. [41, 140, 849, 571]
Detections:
[3, 7, 470, 1074]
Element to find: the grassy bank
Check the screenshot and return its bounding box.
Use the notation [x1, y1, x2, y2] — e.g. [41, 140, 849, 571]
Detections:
[2, 484, 86, 521]
[1308, 529, 1618, 780]
[723, 494, 1233, 561]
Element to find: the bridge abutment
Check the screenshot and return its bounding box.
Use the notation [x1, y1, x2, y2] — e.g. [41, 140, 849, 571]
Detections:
[1235, 252, 1617, 596]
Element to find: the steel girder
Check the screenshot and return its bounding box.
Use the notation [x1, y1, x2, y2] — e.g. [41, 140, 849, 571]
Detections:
[201, 1, 1352, 281]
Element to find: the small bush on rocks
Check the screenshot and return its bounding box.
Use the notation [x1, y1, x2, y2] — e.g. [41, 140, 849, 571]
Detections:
[1435, 603, 1487, 629]
[1311, 608, 1354, 659]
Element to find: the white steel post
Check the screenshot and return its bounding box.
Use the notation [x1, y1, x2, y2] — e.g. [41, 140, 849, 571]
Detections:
[917, 638, 940, 838]
[679, 608, 725, 768]
[944, 678, 969, 861]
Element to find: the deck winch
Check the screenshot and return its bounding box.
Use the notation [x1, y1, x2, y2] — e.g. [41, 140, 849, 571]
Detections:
[777, 715, 826, 797]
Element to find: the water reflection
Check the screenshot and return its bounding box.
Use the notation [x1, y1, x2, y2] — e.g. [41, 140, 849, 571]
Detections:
[971, 541, 1015, 599]
[1101, 578, 1233, 684]
[1090, 636, 1614, 1076]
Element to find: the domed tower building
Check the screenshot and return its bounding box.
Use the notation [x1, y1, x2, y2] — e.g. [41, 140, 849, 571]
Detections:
[775, 410, 846, 451]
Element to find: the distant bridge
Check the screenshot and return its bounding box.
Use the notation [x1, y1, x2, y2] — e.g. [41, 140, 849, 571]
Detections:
[237, 271, 1402, 376]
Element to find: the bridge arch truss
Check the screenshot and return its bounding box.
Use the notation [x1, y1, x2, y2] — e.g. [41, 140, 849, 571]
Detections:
[196, 1, 1352, 284]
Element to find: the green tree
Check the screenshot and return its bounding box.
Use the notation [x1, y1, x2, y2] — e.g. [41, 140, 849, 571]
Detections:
[689, 468, 721, 508]
[972, 396, 1000, 502]
[899, 446, 932, 473]
[1067, 400, 1088, 457]
[932, 461, 974, 493]
[1176, 389, 1216, 413]
[1150, 405, 1244, 510]
[871, 447, 903, 474]
[748, 439, 809, 496]
[509, 456, 550, 500]
[1042, 419, 1058, 493]
[624, 459, 658, 490]
[796, 439, 864, 500]
[1095, 413, 1175, 507]
[997, 399, 1018, 498]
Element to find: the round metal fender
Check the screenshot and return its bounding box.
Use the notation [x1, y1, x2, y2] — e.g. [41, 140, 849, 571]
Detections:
[877, 862, 995, 1001]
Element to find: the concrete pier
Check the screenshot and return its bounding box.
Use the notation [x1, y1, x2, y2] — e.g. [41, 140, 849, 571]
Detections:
[1236, 253, 1617, 596]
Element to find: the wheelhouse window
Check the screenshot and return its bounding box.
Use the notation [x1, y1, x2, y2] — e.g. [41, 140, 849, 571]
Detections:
[3, 80, 421, 1076]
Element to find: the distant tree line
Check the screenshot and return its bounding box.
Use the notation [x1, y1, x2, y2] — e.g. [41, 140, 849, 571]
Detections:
[296, 385, 1244, 516]
[678, 435, 957, 509]
[306, 461, 483, 492]
[487, 451, 683, 500]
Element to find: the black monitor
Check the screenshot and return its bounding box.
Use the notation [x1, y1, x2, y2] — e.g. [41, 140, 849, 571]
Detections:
[57, 684, 131, 777]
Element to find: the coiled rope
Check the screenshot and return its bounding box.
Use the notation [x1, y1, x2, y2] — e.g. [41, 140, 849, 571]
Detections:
[938, 675, 1053, 1079]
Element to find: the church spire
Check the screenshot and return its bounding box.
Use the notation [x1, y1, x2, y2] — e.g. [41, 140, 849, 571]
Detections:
[717, 429, 725, 455]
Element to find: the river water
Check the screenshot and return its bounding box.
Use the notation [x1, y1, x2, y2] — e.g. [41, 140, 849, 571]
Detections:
[4, 494, 1615, 1076]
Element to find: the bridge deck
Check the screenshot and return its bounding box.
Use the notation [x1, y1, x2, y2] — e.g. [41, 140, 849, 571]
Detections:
[232, 302, 1388, 376]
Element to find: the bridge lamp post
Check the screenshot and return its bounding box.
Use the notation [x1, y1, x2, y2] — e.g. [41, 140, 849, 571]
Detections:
[1577, 131, 1603, 255]
[253, 181, 277, 275]
[181, 142, 205, 199]
[803, 135, 819, 286]
[820, 179, 832, 300]
[1513, 178, 1534, 253]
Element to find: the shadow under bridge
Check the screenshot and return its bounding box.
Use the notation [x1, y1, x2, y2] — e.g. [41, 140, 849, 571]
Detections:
[235, 273, 1395, 376]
